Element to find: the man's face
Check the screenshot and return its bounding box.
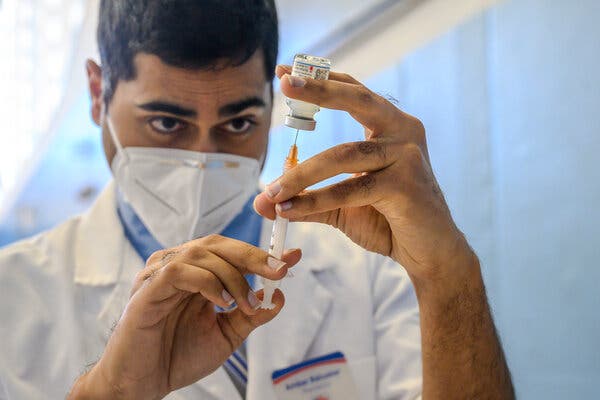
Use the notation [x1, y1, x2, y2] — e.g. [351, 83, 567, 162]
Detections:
[88, 50, 272, 166]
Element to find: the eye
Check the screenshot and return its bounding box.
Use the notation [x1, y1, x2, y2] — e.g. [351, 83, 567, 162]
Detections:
[149, 117, 186, 134]
[221, 118, 256, 135]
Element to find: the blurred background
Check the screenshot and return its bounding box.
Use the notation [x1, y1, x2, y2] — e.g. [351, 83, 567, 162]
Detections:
[0, 0, 599, 397]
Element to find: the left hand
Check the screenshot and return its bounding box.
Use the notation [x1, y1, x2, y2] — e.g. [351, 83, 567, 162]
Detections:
[254, 65, 475, 284]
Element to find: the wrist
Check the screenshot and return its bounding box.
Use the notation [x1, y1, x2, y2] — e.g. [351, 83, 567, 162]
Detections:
[409, 248, 484, 308]
[67, 364, 122, 400]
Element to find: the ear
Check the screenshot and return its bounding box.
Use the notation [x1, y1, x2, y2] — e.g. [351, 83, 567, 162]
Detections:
[86, 59, 103, 126]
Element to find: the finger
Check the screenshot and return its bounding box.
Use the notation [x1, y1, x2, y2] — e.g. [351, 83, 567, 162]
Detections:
[126, 260, 251, 328]
[185, 253, 262, 315]
[254, 192, 341, 226]
[254, 192, 277, 220]
[217, 289, 285, 349]
[276, 64, 361, 84]
[280, 73, 401, 134]
[131, 248, 183, 295]
[275, 64, 290, 78]
[274, 174, 380, 220]
[185, 235, 300, 279]
[157, 264, 235, 309]
[140, 255, 260, 315]
[264, 140, 393, 203]
[279, 248, 303, 268]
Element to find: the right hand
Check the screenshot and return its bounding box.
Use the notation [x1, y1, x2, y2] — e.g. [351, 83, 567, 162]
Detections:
[72, 234, 301, 399]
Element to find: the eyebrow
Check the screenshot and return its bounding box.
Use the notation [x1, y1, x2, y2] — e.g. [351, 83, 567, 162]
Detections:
[219, 97, 266, 117]
[136, 96, 266, 119]
[137, 101, 197, 117]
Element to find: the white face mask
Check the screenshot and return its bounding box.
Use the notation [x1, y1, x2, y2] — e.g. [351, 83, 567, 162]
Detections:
[106, 117, 261, 248]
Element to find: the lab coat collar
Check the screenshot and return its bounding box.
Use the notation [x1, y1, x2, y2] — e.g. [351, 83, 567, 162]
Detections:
[73, 180, 143, 344]
[74, 180, 125, 286]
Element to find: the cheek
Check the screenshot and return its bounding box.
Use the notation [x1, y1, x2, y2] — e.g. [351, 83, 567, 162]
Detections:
[245, 128, 270, 161]
[219, 119, 270, 160]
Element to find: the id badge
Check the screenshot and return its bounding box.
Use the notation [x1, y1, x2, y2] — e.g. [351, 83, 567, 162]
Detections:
[271, 351, 360, 400]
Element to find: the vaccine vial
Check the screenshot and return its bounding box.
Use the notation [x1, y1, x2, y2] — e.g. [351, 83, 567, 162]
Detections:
[284, 54, 331, 131]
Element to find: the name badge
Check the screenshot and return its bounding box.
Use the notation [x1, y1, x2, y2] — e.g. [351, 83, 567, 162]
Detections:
[271, 351, 360, 400]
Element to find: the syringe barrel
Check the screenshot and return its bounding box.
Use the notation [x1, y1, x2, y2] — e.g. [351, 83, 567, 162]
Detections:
[262, 215, 288, 287]
[269, 215, 288, 259]
[260, 143, 297, 309]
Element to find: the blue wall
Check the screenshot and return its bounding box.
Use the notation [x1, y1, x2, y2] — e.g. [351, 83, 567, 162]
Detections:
[271, 1, 600, 397]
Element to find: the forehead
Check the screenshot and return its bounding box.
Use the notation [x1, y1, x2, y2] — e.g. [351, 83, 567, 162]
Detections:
[119, 51, 270, 110]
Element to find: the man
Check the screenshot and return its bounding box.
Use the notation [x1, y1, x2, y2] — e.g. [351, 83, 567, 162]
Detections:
[0, 0, 514, 399]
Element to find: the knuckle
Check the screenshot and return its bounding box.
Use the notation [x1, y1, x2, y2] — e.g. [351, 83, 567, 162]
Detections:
[401, 143, 425, 172]
[330, 182, 351, 201]
[134, 268, 153, 286]
[412, 118, 426, 141]
[242, 245, 261, 268]
[146, 249, 165, 265]
[357, 141, 386, 161]
[148, 248, 179, 267]
[357, 85, 375, 107]
[202, 234, 222, 246]
[332, 174, 377, 201]
[314, 80, 332, 102]
[300, 192, 318, 210]
[412, 117, 425, 134]
[197, 269, 216, 288]
[358, 173, 377, 193]
[162, 262, 184, 281]
[181, 245, 205, 261]
[330, 141, 387, 165]
[331, 142, 357, 163]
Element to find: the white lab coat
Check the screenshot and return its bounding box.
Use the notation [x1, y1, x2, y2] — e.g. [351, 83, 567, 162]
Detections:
[0, 181, 422, 399]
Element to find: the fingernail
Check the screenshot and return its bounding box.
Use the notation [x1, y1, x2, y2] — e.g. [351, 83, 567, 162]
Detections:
[222, 290, 235, 305]
[287, 74, 307, 88]
[267, 256, 287, 271]
[266, 181, 282, 198]
[248, 290, 261, 309]
[276, 201, 293, 213]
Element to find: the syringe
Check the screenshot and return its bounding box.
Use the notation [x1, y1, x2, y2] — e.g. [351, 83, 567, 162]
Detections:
[261, 131, 300, 309]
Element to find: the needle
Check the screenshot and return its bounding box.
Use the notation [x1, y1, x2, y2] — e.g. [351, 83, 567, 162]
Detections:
[293, 128, 300, 146]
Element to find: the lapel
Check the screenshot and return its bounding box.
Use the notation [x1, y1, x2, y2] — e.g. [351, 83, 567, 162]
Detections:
[74, 181, 241, 400]
[246, 220, 336, 400]
[72, 181, 142, 342]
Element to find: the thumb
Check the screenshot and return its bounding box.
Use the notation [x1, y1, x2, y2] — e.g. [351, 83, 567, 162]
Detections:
[217, 289, 285, 345]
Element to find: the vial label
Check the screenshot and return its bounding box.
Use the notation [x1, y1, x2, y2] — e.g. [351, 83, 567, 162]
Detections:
[292, 61, 330, 81]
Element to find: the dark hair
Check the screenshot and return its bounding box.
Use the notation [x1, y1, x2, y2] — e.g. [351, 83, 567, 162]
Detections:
[97, 0, 279, 105]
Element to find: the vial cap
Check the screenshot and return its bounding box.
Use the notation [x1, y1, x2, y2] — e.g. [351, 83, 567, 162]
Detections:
[284, 115, 316, 131]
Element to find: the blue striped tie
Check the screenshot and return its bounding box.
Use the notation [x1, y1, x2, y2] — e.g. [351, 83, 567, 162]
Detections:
[221, 274, 254, 395]
[224, 345, 248, 394]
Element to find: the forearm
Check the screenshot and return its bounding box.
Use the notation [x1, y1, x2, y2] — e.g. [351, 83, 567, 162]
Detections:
[412, 255, 515, 400]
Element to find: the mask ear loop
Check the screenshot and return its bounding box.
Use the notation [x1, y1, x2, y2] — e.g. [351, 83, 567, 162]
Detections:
[102, 108, 129, 163]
